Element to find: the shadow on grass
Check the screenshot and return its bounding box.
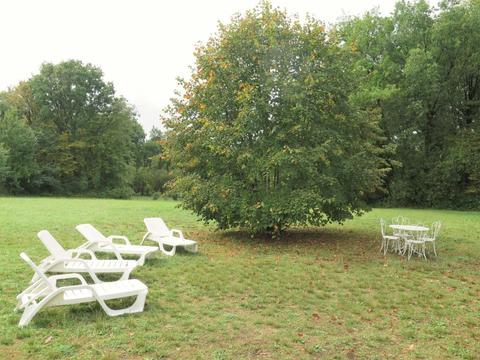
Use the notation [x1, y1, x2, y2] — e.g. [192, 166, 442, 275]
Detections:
[216, 227, 376, 251]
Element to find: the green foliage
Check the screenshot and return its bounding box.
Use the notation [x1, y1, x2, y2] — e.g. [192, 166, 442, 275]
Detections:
[337, 0, 480, 209]
[0, 108, 38, 192]
[2, 0, 480, 209]
[165, 2, 389, 235]
[132, 131, 171, 196]
[103, 186, 135, 199]
[0, 60, 151, 196]
[0, 144, 9, 187]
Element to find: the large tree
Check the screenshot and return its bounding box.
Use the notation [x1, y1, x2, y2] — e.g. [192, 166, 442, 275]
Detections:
[0, 60, 144, 194]
[164, 2, 389, 236]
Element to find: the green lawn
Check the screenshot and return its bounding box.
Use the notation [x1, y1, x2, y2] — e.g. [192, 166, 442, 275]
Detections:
[0, 197, 479, 359]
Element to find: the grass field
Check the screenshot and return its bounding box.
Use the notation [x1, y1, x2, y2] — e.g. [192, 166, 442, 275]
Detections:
[0, 197, 479, 359]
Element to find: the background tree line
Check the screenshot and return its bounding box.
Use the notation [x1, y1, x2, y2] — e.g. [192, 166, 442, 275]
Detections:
[337, 0, 480, 209]
[1, 0, 479, 214]
[0, 60, 170, 198]
[164, 0, 480, 236]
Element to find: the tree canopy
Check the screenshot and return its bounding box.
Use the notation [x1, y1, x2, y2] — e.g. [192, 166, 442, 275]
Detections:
[0, 60, 149, 196]
[337, 0, 480, 208]
[164, 3, 389, 235]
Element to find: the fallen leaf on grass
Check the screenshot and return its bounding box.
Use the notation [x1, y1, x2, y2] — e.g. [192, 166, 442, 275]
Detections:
[44, 336, 53, 344]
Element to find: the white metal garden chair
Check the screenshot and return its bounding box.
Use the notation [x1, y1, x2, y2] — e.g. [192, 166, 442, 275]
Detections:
[423, 221, 441, 257]
[380, 219, 401, 255]
[391, 216, 412, 239]
[392, 216, 410, 225]
[36, 230, 138, 281]
[141, 218, 198, 256]
[403, 230, 427, 260]
[76, 224, 158, 265]
[15, 252, 148, 327]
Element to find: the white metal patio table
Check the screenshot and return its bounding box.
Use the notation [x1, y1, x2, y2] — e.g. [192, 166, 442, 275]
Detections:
[389, 224, 429, 233]
[389, 224, 429, 257]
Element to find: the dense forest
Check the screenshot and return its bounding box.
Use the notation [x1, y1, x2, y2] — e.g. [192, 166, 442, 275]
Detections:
[338, 0, 480, 209]
[0, 61, 170, 198]
[1, 0, 479, 210]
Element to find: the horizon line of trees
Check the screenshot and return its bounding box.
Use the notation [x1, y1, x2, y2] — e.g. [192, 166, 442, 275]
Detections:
[337, 0, 480, 209]
[1, 0, 480, 212]
[0, 60, 170, 198]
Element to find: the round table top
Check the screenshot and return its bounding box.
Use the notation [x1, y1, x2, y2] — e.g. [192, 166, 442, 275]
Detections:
[390, 224, 429, 232]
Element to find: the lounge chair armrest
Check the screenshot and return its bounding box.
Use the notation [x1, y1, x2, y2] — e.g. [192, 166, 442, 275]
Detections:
[140, 232, 151, 245]
[49, 273, 87, 286]
[95, 240, 124, 260]
[107, 235, 131, 246]
[170, 229, 184, 239]
[66, 249, 97, 260]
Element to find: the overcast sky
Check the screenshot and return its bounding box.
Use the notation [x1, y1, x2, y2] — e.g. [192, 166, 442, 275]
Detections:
[0, 0, 434, 134]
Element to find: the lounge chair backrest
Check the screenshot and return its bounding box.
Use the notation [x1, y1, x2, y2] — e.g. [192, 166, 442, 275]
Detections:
[20, 252, 55, 290]
[76, 224, 107, 243]
[144, 218, 170, 236]
[37, 230, 68, 259]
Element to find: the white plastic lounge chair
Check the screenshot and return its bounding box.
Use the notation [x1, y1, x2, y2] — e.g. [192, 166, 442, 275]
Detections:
[141, 218, 198, 256]
[15, 252, 147, 327]
[76, 224, 158, 266]
[37, 230, 138, 281]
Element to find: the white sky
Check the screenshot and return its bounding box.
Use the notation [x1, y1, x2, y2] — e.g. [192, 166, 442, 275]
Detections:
[0, 0, 433, 135]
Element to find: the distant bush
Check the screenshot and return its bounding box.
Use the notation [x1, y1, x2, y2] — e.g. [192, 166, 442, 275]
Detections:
[152, 192, 161, 200]
[104, 186, 134, 199]
[133, 167, 172, 196]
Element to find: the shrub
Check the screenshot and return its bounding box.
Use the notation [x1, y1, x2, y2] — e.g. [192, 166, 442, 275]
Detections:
[104, 186, 134, 199]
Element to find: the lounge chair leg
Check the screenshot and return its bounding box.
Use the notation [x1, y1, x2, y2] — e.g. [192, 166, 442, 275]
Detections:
[137, 254, 146, 266]
[119, 269, 132, 281]
[18, 294, 55, 327]
[185, 244, 198, 253]
[159, 243, 176, 256]
[433, 242, 437, 257]
[128, 290, 147, 314]
[140, 233, 149, 246]
[97, 290, 147, 317]
[19, 305, 41, 327]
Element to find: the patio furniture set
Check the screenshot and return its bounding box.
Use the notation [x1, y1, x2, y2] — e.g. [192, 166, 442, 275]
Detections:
[15, 218, 198, 326]
[380, 216, 441, 260]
